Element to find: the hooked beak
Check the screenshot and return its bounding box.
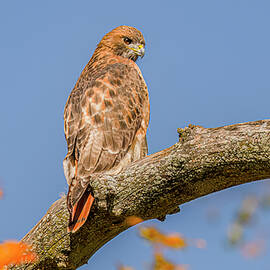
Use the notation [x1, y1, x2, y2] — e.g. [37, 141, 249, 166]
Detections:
[129, 44, 145, 58]
[136, 44, 145, 58]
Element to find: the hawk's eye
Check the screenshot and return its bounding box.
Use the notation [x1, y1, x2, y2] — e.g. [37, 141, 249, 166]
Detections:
[123, 37, 132, 45]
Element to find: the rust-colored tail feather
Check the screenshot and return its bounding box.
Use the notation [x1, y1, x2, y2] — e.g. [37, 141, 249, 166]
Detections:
[68, 188, 95, 233]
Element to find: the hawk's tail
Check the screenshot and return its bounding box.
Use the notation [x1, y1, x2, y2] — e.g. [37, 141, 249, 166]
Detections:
[67, 188, 95, 233]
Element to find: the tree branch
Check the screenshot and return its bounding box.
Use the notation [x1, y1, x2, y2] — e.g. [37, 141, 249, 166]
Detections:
[15, 120, 270, 269]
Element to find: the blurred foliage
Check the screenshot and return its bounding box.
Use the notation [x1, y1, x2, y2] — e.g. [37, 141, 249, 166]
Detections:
[119, 183, 270, 269]
[227, 189, 270, 259]
[139, 227, 187, 249]
[153, 253, 186, 270]
[0, 241, 36, 269]
[119, 218, 206, 270]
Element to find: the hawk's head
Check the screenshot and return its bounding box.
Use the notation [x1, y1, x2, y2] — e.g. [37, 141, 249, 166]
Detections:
[98, 25, 145, 62]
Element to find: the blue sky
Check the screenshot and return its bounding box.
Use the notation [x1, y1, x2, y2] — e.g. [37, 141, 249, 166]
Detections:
[0, 0, 270, 269]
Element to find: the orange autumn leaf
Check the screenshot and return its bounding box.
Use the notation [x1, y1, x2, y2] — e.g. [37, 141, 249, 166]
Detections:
[154, 253, 187, 270]
[154, 253, 175, 270]
[0, 241, 37, 269]
[161, 234, 186, 249]
[125, 216, 144, 226]
[140, 227, 186, 249]
[0, 189, 3, 199]
[140, 227, 162, 243]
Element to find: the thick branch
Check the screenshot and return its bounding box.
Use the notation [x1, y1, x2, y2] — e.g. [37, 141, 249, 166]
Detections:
[16, 120, 270, 269]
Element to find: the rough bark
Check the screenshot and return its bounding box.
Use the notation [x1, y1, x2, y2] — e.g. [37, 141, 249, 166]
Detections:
[13, 120, 270, 269]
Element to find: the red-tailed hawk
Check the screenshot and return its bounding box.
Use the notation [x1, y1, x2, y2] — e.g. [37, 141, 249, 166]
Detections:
[63, 25, 149, 233]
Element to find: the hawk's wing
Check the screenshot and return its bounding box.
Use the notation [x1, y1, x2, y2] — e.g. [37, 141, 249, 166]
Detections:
[64, 88, 82, 158]
[64, 62, 148, 205]
[63, 87, 82, 185]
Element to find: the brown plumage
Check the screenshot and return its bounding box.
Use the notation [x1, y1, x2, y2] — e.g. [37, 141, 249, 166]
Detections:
[63, 25, 149, 233]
